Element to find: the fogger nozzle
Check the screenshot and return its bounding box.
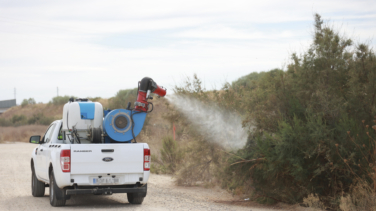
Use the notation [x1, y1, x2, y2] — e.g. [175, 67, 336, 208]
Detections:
[135, 77, 167, 112]
[153, 84, 166, 97]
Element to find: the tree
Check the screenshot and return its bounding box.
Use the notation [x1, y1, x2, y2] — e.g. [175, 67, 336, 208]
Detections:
[21, 98, 36, 107]
[27, 98, 36, 105]
[21, 99, 28, 107]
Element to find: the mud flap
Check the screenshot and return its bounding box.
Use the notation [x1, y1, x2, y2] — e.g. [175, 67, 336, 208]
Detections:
[52, 174, 69, 200]
[136, 184, 147, 197]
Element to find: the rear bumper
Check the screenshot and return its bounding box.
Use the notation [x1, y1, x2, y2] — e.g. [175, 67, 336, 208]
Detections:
[66, 185, 147, 195]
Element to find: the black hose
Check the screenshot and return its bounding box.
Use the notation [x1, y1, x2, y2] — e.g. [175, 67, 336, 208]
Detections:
[130, 79, 154, 143]
[137, 81, 140, 98]
[148, 102, 153, 113]
[130, 110, 142, 143]
[66, 104, 81, 144]
[139, 77, 152, 92]
[74, 129, 81, 144]
[66, 110, 73, 144]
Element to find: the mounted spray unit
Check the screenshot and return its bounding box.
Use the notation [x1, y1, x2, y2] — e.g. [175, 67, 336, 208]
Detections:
[61, 77, 166, 144]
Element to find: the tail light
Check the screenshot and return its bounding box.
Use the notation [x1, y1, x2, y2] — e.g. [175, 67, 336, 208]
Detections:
[144, 148, 150, 171]
[60, 149, 71, 173]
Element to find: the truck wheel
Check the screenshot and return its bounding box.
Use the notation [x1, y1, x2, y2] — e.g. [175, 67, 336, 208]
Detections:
[92, 128, 102, 143]
[31, 168, 45, 197]
[127, 193, 144, 204]
[49, 171, 66, 207]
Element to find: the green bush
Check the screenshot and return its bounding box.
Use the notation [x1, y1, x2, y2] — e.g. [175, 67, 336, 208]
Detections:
[108, 88, 138, 109]
[0, 115, 28, 126]
[27, 113, 54, 125]
[88, 97, 102, 102]
[175, 140, 224, 186]
[28, 98, 36, 105]
[21, 98, 36, 107]
[170, 14, 376, 209]
[0, 118, 11, 126]
[38, 116, 54, 125]
[21, 99, 28, 107]
[12, 115, 27, 124]
[222, 14, 376, 208]
[160, 136, 183, 173]
[27, 113, 41, 124]
[50, 95, 75, 105]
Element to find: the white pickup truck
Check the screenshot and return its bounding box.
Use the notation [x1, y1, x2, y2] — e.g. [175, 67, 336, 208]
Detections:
[30, 120, 150, 206]
[29, 77, 166, 207]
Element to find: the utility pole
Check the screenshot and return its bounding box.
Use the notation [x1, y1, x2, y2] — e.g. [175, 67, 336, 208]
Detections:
[14, 88, 16, 100]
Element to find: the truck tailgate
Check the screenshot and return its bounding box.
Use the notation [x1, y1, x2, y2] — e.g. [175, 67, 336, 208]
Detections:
[71, 144, 144, 174]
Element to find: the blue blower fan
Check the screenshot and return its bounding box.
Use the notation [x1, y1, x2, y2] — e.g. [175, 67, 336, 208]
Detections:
[103, 109, 147, 143]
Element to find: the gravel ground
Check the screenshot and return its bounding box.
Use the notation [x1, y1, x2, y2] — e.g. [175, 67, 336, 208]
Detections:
[0, 143, 288, 211]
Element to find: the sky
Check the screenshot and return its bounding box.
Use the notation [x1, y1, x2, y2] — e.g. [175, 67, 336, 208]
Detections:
[0, 0, 375, 103]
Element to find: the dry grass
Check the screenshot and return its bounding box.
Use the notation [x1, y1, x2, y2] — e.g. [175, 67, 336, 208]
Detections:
[0, 97, 170, 145]
[146, 97, 227, 188]
[137, 97, 172, 156]
[339, 180, 376, 211]
[1, 103, 63, 120]
[302, 194, 326, 210]
[96, 98, 110, 109]
[0, 98, 110, 124]
[0, 125, 46, 143]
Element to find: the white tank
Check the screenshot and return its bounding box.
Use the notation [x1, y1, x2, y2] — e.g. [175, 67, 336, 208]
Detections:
[62, 101, 103, 132]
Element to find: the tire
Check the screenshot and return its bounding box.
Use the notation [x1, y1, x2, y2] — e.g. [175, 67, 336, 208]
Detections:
[31, 168, 45, 197]
[49, 171, 66, 207]
[127, 193, 145, 204]
[92, 128, 102, 143]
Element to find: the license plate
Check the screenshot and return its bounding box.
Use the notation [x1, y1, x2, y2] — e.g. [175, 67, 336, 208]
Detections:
[92, 177, 119, 185]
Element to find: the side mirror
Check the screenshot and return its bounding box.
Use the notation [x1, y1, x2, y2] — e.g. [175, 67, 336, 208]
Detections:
[29, 136, 41, 144]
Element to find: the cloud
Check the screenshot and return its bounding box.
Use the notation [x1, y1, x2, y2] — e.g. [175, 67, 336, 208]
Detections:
[170, 25, 304, 40]
[0, 0, 375, 103]
[171, 25, 263, 40]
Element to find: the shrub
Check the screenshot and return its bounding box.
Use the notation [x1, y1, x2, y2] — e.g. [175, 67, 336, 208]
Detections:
[21, 99, 28, 107]
[27, 113, 42, 124]
[170, 14, 376, 209]
[0, 125, 46, 143]
[0, 118, 11, 126]
[11, 114, 27, 124]
[175, 140, 224, 186]
[339, 179, 376, 211]
[38, 116, 55, 125]
[302, 194, 326, 210]
[160, 136, 183, 174]
[28, 98, 36, 105]
[50, 95, 75, 105]
[108, 88, 138, 109]
[21, 98, 36, 107]
[222, 14, 376, 208]
[88, 97, 102, 102]
[27, 113, 54, 125]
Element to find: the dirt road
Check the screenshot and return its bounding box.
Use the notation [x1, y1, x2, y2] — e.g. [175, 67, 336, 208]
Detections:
[0, 143, 280, 211]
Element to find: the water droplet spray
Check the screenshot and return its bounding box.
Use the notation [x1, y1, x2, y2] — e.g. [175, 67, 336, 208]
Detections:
[165, 95, 248, 150]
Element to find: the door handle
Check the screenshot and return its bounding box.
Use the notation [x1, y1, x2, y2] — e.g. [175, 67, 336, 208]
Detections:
[40, 149, 43, 151]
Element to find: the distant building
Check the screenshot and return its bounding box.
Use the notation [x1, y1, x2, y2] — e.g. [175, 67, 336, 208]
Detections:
[0, 99, 16, 114]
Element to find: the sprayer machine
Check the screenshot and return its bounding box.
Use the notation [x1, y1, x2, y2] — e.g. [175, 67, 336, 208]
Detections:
[62, 77, 166, 144]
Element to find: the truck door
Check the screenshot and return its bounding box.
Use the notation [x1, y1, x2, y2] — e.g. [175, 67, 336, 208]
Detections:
[36, 123, 56, 181]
